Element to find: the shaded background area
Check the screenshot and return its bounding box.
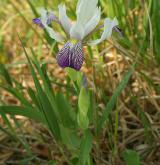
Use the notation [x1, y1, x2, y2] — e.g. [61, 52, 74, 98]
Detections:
[0, 0, 160, 164]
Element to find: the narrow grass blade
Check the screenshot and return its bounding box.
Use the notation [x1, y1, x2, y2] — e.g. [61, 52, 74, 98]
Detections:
[78, 130, 92, 165]
[18, 35, 61, 141]
[30, 48, 63, 123]
[0, 106, 46, 123]
[27, 87, 41, 109]
[0, 64, 12, 86]
[27, 0, 39, 16]
[27, 58, 61, 141]
[98, 67, 134, 131]
[0, 109, 15, 133]
[0, 86, 31, 107]
[0, 124, 16, 140]
[56, 93, 76, 129]
[151, 0, 160, 63]
[11, 116, 32, 155]
[131, 96, 153, 142]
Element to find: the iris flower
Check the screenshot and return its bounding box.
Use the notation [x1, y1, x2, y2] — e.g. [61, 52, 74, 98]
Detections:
[33, 0, 118, 71]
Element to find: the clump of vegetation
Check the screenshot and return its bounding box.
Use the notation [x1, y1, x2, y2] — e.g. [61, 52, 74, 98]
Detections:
[0, 0, 160, 164]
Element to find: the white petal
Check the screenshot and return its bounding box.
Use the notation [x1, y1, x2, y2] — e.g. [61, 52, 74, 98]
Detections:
[38, 8, 64, 42]
[39, 8, 48, 25]
[84, 7, 101, 37]
[77, 0, 83, 10]
[76, 0, 98, 25]
[45, 26, 64, 42]
[58, 4, 72, 34]
[88, 17, 118, 46]
[70, 22, 84, 40]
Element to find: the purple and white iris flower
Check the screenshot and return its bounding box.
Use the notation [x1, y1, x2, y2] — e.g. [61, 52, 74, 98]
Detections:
[33, 0, 118, 71]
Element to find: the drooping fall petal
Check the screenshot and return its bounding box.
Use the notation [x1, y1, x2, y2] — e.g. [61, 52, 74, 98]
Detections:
[57, 42, 84, 71]
[71, 42, 84, 70]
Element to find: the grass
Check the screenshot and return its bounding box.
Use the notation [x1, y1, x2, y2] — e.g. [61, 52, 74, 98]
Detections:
[0, 0, 160, 164]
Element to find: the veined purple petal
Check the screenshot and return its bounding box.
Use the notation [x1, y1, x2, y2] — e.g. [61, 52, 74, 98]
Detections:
[71, 42, 84, 70]
[56, 42, 71, 68]
[56, 42, 84, 71]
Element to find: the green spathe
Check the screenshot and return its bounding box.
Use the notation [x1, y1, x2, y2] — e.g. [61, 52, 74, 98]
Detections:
[78, 86, 90, 129]
[65, 67, 78, 81]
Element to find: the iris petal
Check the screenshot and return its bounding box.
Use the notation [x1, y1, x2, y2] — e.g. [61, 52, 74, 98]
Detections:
[76, 0, 98, 25]
[46, 12, 60, 24]
[40, 8, 48, 25]
[32, 18, 45, 28]
[45, 26, 64, 42]
[71, 42, 84, 70]
[33, 10, 59, 28]
[58, 4, 72, 35]
[33, 8, 64, 42]
[72, 0, 99, 40]
[70, 22, 84, 40]
[56, 42, 71, 68]
[57, 42, 84, 71]
[84, 7, 101, 37]
[88, 17, 118, 46]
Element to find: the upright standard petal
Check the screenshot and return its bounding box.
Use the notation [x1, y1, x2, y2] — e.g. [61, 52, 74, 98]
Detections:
[70, 22, 85, 40]
[57, 42, 84, 71]
[84, 7, 101, 37]
[88, 17, 118, 45]
[77, 0, 83, 10]
[76, 0, 98, 25]
[33, 8, 48, 28]
[39, 8, 48, 26]
[58, 4, 72, 35]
